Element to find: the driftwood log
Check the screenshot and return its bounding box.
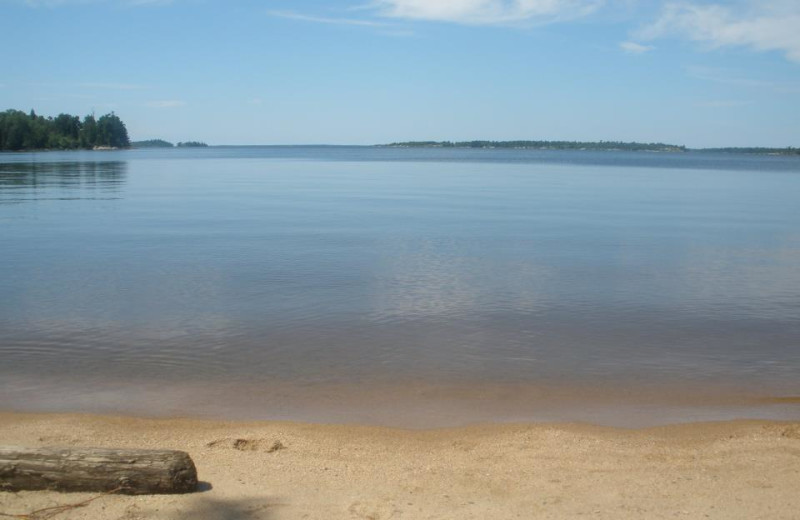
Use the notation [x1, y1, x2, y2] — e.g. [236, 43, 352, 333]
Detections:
[0, 446, 198, 495]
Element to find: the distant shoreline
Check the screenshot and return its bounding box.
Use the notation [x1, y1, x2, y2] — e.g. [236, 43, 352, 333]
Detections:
[4, 143, 799, 156]
[380, 140, 800, 155]
[382, 140, 687, 153]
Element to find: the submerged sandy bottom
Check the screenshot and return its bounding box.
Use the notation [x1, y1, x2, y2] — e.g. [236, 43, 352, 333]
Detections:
[1, 412, 799, 519]
[3, 376, 800, 429]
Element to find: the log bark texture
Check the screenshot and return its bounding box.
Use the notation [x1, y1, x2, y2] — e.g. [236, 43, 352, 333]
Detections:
[0, 446, 198, 495]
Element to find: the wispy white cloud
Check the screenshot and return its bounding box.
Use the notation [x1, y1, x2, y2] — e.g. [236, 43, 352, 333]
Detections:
[370, 0, 604, 25]
[144, 100, 185, 108]
[619, 40, 653, 54]
[268, 10, 390, 27]
[637, 1, 800, 63]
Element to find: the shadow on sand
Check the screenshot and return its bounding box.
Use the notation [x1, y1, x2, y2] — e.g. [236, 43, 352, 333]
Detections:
[163, 496, 285, 520]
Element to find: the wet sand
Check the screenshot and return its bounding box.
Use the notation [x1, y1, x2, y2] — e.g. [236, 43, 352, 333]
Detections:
[1, 412, 799, 519]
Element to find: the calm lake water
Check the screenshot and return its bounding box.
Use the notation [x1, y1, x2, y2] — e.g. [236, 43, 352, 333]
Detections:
[1, 147, 799, 426]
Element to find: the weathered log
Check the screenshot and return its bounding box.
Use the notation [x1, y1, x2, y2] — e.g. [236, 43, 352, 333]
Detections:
[0, 446, 198, 495]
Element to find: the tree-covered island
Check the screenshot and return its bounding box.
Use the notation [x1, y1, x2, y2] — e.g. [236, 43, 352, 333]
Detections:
[0, 109, 130, 151]
[131, 139, 174, 148]
[131, 140, 211, 148]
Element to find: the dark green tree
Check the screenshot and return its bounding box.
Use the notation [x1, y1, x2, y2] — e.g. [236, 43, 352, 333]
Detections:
[0, 110, 30, 150]
[79, 114, 97, 148]
[95, 112, 130, 148]
[54, 113, 81, 140]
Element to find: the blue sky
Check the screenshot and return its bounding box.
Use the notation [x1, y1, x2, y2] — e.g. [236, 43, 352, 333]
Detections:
[2, 0, 798, 147]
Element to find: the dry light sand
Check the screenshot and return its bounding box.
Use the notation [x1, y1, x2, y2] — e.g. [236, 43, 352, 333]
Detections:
[1, 412, 799, 519]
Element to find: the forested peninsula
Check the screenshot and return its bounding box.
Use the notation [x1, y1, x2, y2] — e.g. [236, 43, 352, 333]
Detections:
[0, 109, 211, 152]
[0, 109, 130, 151]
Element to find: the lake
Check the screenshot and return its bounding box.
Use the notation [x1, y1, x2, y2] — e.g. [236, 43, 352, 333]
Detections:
[1, 146, 799, 426]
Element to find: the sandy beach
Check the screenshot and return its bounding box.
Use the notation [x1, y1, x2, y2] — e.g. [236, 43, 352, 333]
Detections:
[1, 412, 799, 519]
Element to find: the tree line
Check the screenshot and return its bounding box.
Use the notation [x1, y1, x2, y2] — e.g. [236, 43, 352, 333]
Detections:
[0, 109, 130, 151]
[383, 141, 800, 155]
[131, 139, 174, 148]
[700, 147, 799, 155]
[130, 140, 209, 148]
[384, 140, 687, 152]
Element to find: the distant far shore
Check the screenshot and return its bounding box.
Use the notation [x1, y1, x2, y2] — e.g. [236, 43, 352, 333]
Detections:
[127, 141, 800, 155]
[3, 109, 796, 154]
[5, 142, 800, 155]
[381, 140, 800, 155]
[383, 140, 687, 152]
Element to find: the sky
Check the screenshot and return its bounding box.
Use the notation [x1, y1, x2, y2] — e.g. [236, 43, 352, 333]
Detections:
[1, 0, 799, 147]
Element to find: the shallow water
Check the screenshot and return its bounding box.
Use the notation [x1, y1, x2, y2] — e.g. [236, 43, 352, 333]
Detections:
[1, 147, 799, 426]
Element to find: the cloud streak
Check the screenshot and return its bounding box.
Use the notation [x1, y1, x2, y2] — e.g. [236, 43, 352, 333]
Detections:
[637, 1, 800, 63]
[268, 10, 390, 27]
[619, 41, 653, 54]
[370, 0, 604, 26]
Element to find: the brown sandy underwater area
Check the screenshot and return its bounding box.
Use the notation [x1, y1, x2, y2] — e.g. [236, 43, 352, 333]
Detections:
[1, 413, 799, 519]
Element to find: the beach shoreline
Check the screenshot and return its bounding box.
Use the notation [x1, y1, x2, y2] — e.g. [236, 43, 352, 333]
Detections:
[1, 411, 798, 519]
[2, 375, 799, 429]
